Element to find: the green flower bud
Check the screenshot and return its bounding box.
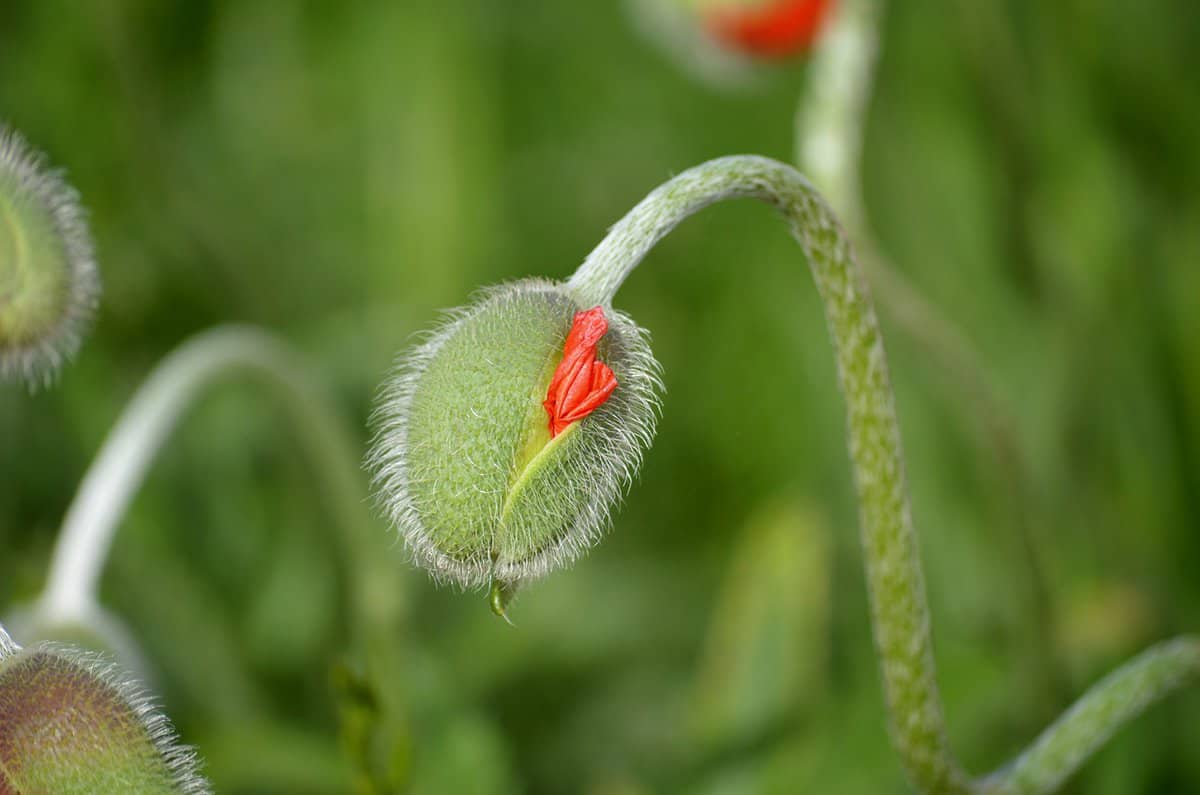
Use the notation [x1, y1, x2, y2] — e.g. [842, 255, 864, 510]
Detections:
[0, 628, 209, 794]
[369, 280, 661, 603]
[0, 124, 99, 387]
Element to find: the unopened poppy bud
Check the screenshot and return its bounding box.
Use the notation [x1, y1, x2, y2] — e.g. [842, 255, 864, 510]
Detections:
[369, 280, 661, 604]
[0, 124, 99, 387]
[0, 628, 209, 794]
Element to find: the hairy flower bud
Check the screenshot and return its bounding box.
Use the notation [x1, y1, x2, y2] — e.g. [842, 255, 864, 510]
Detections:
[0, 124, 99, 387]
[0, 627, 209, 794]
[369, 280, 661, 602]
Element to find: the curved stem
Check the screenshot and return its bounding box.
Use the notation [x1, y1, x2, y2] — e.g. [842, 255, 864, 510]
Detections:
[35, 325, 408, 788]
[37, 326, 378, 628]
[569, 154, 970, 793]
[570, 156, 1200, 792]
[981, 636, 1200, 795]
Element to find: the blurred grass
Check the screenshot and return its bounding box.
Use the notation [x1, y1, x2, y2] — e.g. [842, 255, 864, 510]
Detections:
[2, 0, 1199, 792]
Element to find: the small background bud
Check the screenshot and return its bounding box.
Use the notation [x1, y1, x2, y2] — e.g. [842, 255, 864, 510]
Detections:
[0, 124, 99, 387]
[0, 630, 209, 794]
[370, 279, 661, 592]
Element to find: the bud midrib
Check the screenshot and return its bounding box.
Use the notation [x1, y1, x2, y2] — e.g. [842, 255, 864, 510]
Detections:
[496, 342, 577, 556]
[499, 421, 579, 532]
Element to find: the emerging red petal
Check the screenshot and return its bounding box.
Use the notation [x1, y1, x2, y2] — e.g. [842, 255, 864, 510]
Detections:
[706, 0, 835, 59]
[543, 307, 619, 437]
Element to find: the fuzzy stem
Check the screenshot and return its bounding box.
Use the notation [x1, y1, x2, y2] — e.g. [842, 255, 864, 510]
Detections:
[568, 154, 970, 793]
[980, 637, 1200, 794]
[570, 156, 1200, 792]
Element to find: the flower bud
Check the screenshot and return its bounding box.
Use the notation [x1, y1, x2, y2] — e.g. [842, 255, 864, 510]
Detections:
[369, 280, 661, 604]
[0, 124, 100, 387]
[0, 628, 209, 794]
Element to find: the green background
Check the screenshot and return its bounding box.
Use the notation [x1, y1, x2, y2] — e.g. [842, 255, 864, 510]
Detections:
[2, 1, 1198, 792]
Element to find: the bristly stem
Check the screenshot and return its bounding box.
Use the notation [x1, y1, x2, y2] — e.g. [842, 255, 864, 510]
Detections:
[568, 155, 1198, 793]
[981, 637, 1200, 795]
[569, 154, 971, 793]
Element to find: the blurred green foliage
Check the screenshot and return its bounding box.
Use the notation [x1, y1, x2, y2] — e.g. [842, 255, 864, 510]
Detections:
[1, 1, 1198, 792]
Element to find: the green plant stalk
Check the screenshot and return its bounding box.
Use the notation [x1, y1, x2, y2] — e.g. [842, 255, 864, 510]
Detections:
[796, 0, 1068, 723]
[567, 155, 1199, 793]
[35, 326, 407, 792]
[568, 154, 970, 793]
[981, 637, 1200, 795]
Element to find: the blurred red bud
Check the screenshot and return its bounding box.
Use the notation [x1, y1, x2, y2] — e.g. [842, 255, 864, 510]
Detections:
[706, 0, 836, 59]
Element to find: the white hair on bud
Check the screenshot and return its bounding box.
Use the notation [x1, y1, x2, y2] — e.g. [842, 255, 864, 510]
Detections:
[50, 645, 212, 795]
[0, 124, 100, 388]
[0, 638, 211, 794]
[0, 623, 18, 657]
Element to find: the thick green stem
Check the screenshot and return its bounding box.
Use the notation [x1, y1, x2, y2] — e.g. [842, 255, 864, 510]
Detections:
[568, 155, 970, 793]
[981, 637, 1200, 795]
[570, 155, 1199, 793]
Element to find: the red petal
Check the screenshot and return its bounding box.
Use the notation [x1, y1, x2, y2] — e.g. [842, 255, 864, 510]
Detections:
[554, 352, 594, 413]
[545, 308, 608, 403]
[564, 307, 609, 351]
[561, 362, 618, 422]
[543, 307, 619, 437]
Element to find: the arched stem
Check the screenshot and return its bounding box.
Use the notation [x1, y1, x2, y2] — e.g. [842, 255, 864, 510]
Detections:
[38, 326, 384, 630]
[568, 155, 1198, 793]
[32, 326, 407, 787]
[569, 154, 970, 793]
